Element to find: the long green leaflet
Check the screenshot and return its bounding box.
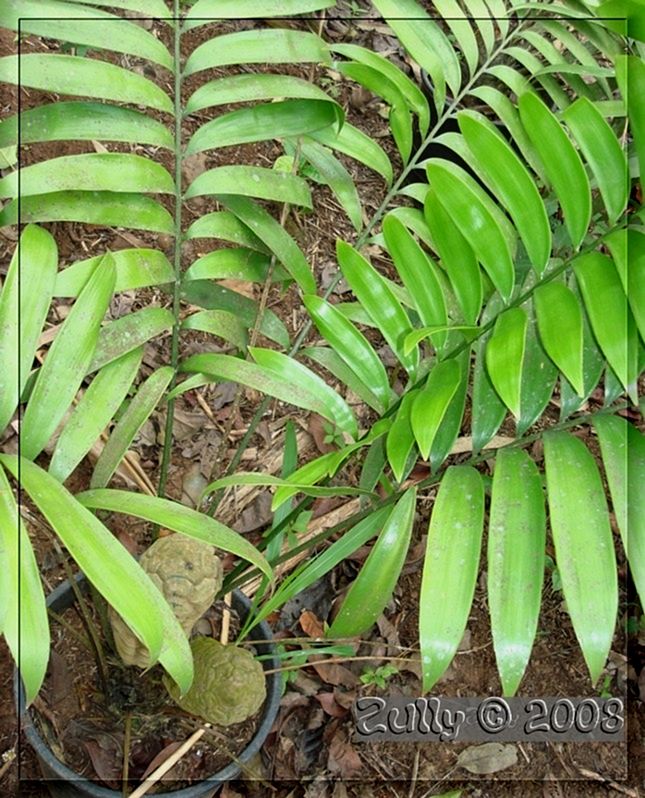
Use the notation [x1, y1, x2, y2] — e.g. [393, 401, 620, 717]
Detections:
[21, 253, 116, 460]
[0, 225, 57, 432]
[420, 467, 484, 692]
[77, 489, 272, 581]
[488, 449, 545, 696]
[543, 432, 617, 684]
[327, 489, 417, 638]
[0, 465, 49, 705]
[49, 348, 143, 483]
[90, 366, 173, 489]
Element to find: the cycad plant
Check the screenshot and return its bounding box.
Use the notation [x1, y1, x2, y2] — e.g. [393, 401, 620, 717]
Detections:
[0, 0, 643, 714]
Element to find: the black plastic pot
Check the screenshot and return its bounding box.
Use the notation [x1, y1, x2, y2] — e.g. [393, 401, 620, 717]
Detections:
[15, 575, 282, 798]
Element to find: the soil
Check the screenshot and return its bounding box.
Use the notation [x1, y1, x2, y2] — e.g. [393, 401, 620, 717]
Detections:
[1, 4, 644, 798]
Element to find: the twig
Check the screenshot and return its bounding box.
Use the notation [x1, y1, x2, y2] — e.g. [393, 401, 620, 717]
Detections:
[262, 653, 421, 676]
[102, 442, 155, 495]
[219, 592, 232, 646]
[128, 725, 210, 798]
[194, 390, 217, 426]
[0, 747, 16, 782]
[517, 742, 530, 764]
[408, 750, 420, 798]
[576, 767, 638, 797]
[122, 713, 132, 798]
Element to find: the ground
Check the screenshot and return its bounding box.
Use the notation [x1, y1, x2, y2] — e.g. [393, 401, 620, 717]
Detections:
[0, 5, 644, 797]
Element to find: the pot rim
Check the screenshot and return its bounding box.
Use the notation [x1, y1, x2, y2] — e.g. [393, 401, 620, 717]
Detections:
[15, 573, 282, 797]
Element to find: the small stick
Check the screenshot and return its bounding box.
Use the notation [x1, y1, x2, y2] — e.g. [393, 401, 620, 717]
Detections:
[262, 653, 422, 676]
[122, 713, 132, 797]
[407, 749, 420, 798]
[128, 725, 210, 798]
[194, 390, 218, 426]
[220, 592, 232, 646]
[0, 747, 16, 782]
[576, 768, 638, 797]
[517, 742, 530, 764]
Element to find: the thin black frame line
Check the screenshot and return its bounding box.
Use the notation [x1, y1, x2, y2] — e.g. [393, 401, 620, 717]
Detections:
[18, 15, 628, 19]
[14, 15, 629, 20]
[16, 18, 22, 785]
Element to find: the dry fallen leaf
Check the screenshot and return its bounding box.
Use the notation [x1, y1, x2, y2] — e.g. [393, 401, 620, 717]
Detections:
[332, 689, 357, 710]
[181, 462, 208, 507]
[291, 672, 321, 697]
[304, 778, 331, 798]
[332, 781, 350, 798]
[309, 414, 336, 454]
[316, 691, 349, 718]
[300, 610, 325, 638]
[377, 614, 401, 652]
[220, 278, 255, 300]
[397, 657, 423, 680]
[310, 657, 359, 688]
[182, 152, 208, 185]
[457, 742, 518, 774]
[233, 490, 272, 533]
[327, 730, 363, 778]
[83, 733, 123, 786]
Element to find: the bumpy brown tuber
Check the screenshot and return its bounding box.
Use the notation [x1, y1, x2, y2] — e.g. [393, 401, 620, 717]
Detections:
[165, 636, 266, 726]
[110, 534, 222, 668]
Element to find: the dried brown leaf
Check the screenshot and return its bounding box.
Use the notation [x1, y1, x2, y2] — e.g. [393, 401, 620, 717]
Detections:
[316, 691, 349, 718]
[309, 414, 336, 454]
[327, 731, 363, 778]
[83, 735, 122, 785]
[300, 610, 325, 638]
[311, 657, 359, 688]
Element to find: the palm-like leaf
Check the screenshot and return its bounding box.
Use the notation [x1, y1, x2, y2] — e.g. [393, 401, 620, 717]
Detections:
[191, 0, 642, 691]
[1, 0, 642, 703]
